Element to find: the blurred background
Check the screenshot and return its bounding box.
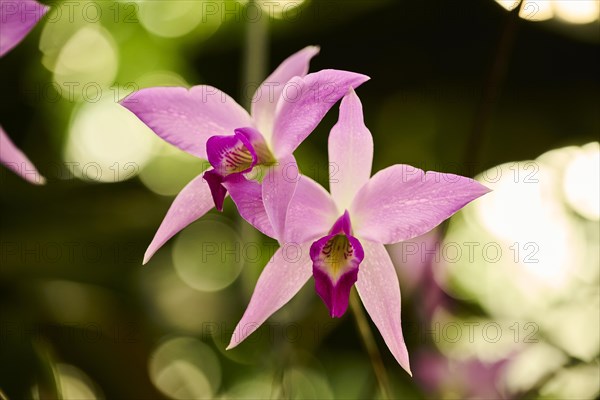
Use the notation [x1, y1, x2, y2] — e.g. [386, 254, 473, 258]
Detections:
[1, 0, 599, 398]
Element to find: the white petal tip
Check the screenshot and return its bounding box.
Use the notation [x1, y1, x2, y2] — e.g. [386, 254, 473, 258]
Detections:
[31, 176, 46, 185]
[142, 250, 153, 265]
[225, 342, 236, 351]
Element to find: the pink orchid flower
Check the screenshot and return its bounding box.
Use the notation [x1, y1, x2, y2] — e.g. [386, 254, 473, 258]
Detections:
[0, 0, 48, 184]
[227, 89, 491, 375]
[121, 46, 369, 264]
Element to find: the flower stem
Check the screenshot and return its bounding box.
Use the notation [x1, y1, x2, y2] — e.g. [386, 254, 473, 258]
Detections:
[349, 289, 392, 400]
[242, 0, 269, 110]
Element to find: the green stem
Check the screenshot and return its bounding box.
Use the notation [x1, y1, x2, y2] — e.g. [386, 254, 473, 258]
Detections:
[350, 290, 392, 400]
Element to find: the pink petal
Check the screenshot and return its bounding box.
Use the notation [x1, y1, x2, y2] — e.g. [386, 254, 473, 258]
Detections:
[227, 242, 312, 349]
[262, 154, 299, 242]
[144, 174, 214, 264]
[202, 169, 228, 212]
[0, 126, 45, 184]
[222, 174, 276, 239]
[0, 0, 48, 57]
[355, 241, 411, 375]
[328, 88, 373, 210]
[351, 165, 491, 244]
[120, 86, 252, 159]
[270, 70, 370, 158]
[251, 46, 320, 141]
[284, 175, 338, 244]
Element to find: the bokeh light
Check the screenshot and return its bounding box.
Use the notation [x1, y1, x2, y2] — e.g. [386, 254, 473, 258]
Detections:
[519, 0, 554, 21]
[137, 0, 222, 39]
[139, 143, 208, 196]
[138, 254, 234, 333]
[563, 142, 600, 220]
[32, 363, 102, 400]
[281, 367, 334, 399]
[53, 26, 118, 101]
[64, 96, 160, 182]
[222, 373, 277, 399]
[553, 0, 600, 24]
[149, 336, 221, 399]
[172, 219, 245, 292]
[494, 0, 600, 23]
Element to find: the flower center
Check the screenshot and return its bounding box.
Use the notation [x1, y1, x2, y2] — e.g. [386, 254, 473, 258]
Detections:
[217, 141, 255, 174]
[204, 127, 274, 210]
[319, 234, 356, 280]
[310, 211, 364, 318]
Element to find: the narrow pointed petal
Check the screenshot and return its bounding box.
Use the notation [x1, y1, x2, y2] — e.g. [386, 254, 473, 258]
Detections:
[285, 175, 338, 244]
[0, 0, 48, 57]
[202, 169, 227, 212]
[222, 174, 276, 238]
[227, 242, 313, 349]
[351, 165, 491, 244]
[271, 70, 370, 158]
[310, 233, 363, 318]
[120, 86, 252, 159]
[355, 241, 411, 375]
[329, 89, 373, 210]
[144, 174, 214, 264]
[252, 46, 320, 141]
[0, 126, 45, 184]
[262, 154, 299, 242]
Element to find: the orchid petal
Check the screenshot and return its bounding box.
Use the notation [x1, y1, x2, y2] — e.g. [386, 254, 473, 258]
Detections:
[329, 89, 373, 210]
[285, 175, 338, 244]
[271, 69, 370, 158]
[351, 165, 491, 244]
[227, 242, 312, 349]
[252, 46, 320, 142]
[0, 126, 45, 184]
[355, 241, 411, 375]
[0, 0, 48, 57]
[120, 86, 252, 159]
[222, 174, 276, 238]
[144, 174, 214, 264]
[202, 169, 227, 212]
[262, 154, 299, 242]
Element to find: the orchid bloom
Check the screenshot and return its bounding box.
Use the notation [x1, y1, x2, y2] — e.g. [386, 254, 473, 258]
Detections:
[0, 0, 48, 184]
[121, 46, 369, 264]
[227, 89, 490, 375]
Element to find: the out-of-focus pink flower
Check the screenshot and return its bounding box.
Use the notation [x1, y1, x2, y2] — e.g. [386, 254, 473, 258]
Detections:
[0, 0, 48, 184]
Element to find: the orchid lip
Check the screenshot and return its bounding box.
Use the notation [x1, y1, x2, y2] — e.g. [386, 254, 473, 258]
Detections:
[204, 127, 274, 210]
[310, 211, 364, 318]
